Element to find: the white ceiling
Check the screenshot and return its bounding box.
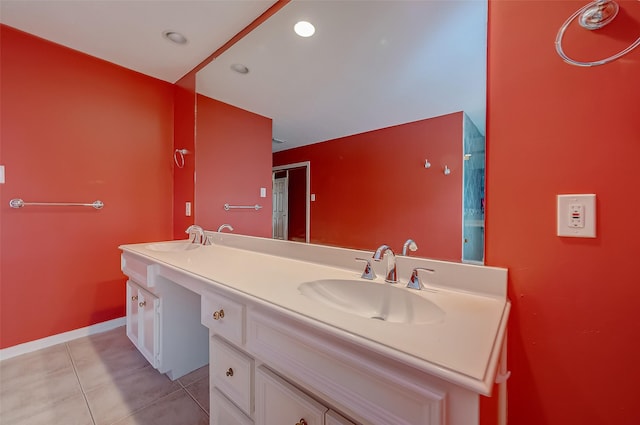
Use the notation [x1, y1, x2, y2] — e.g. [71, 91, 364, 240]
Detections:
[197, 0, 487, 152]
[1, 0, 487, 152]
[0, 0, 277, 83]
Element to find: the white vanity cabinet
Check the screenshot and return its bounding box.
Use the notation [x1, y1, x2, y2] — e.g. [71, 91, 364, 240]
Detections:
[202, 288, 358, 425]
[121, 237, 509, 425]
[199, 284, 483, 425]
[121, 254, 209, 380]
[126, 280, 159, 367]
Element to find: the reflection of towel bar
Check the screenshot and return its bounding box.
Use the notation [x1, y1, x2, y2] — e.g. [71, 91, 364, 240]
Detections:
[9, 198, 104, 209]
[224, 203, 262, 211]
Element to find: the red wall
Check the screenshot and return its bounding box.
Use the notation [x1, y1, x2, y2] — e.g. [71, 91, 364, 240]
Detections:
[486, 1, 640, 423]
[0, 26, 174, 349]
[274, 112, 463, 260]
[173, 73, 196, 239]
[195, 95, 272, 236]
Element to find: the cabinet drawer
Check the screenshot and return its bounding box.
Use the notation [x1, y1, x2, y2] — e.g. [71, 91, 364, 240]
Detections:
[201, 291, 244, 345]
[121, 254, 152, 289]
[211, 336, 254, 417]
[211, 388, 253, 425]
[255, 365, 327, 425]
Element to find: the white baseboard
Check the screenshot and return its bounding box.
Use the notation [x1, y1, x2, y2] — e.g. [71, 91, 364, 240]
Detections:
[0, 317, 126, 361]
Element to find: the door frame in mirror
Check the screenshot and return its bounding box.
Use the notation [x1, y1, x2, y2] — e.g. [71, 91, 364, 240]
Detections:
[272, 161, 310, 243]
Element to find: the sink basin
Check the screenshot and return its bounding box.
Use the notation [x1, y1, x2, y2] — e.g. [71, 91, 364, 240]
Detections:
[298, 279, 445, 324]
[146, 242, 201, 252]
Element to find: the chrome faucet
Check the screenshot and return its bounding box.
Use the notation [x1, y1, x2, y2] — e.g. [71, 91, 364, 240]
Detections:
[217, 224, 234, 233]
[407, 267, 435, 290]
[402, 239, 418, 256]
[185, 225, 205, 245]
[372, 245, 398, 283]
[355, 257, 377, 280]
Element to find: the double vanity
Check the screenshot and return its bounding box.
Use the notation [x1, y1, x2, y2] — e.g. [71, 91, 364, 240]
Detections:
[120, 232, 509, 425]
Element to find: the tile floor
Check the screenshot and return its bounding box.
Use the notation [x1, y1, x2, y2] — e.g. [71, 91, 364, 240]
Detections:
[0, 327, 209, 425]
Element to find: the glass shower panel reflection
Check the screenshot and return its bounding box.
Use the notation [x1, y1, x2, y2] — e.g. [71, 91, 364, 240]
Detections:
[462, 114, 485, 263]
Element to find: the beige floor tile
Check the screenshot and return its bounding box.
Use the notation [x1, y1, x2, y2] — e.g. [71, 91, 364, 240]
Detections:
[177, 365, 208, 387]
[69, 328, 149, 392]
[0, 366, 83, 424]
[0, 393, 93, 425]
[112, 390, 208, 425]
[184, 377, 209, 414]
[0, 343, 72, 385]
[85, 365, 182, 425]
[1, 326, 209, 425]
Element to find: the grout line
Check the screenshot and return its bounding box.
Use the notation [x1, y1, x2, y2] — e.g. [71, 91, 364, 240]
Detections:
[65, 342, 97, 425]
[181, 377, 210, 417]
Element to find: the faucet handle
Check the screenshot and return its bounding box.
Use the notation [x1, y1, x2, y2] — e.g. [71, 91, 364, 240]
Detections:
[355, 258, 377, 280]
[407, 267, 435, 290]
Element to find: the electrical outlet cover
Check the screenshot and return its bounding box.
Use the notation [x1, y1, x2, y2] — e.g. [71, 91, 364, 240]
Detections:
[557, 194, 596, 238]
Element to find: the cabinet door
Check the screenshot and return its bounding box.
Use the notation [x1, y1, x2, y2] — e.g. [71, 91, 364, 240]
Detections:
[138, 286, 160, 368]
[125, 281, 140, 345]
[255, 365, 327, 425]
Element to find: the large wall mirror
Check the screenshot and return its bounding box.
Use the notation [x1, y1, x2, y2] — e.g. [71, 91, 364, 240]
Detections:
[195, 0, 487, 264]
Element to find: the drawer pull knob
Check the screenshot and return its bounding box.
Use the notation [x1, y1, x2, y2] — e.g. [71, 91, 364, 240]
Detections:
[131, 295, 138, 301]
[296, 419, 308, 425]
[225, 368, 234, 377]
[213, 309, 225, 320]
[139, 301, 146, 307]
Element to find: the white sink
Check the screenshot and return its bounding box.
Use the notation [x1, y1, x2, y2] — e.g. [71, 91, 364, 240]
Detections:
[146, 242, 201, 252]
[298, 279, 445, 324]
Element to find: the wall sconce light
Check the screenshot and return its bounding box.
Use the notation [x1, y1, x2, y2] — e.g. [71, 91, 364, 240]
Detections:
[443, 165, 451, 175]
[424, 159, 431, 169]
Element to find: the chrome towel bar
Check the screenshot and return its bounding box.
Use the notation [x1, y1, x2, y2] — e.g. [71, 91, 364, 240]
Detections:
[9, 198, 104, 209]
[224, 203, 262, 211]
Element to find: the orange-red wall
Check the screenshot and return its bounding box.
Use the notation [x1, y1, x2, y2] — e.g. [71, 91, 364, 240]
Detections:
[194, 95, 272, 236]
[173, 73, 196, 239]
[486, 1, 640, 423]
[273, 112, 463, 260]
[0, 26, 174, 348]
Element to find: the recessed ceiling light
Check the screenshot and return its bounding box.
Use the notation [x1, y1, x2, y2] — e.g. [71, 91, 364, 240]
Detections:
[294, 21, 315, 37]
[230, 63, 250, 74]
[162, 31, 188, 45]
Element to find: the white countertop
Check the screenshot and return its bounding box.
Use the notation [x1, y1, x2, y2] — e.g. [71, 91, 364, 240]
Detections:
[120, 236, 509, 394]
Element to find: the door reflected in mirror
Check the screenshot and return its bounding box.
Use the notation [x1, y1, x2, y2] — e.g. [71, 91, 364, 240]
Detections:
[272, 162, 310, 243]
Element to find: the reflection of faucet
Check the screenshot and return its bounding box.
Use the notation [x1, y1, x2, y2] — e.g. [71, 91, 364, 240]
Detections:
[185, 225, 205, 245]
[372, 245, 398, 283]
[217, 224, 234, 233]
[402, 239, 418, 256]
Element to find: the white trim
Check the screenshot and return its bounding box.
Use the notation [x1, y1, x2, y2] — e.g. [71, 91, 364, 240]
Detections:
[0, 317, 126, 361]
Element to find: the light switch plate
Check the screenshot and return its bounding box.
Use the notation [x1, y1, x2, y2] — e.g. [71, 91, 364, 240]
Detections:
[0, 165, 4, 184]
[557, 194, 596, 238]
